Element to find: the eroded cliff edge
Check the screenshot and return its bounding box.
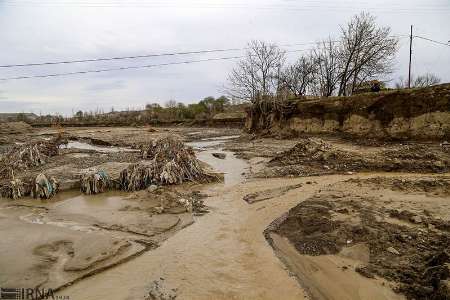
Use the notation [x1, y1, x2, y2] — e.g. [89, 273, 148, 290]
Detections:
[246, 84, 450, 140]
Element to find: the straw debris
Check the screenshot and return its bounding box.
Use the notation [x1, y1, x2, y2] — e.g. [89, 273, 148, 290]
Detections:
[80, 169, 110, 195]
[119, 136, 216, 191]
[0, 173, 59, 199]
[0, 179, 28, 199]
[0, 135, 66, 179]
[31, 173, 58, 199]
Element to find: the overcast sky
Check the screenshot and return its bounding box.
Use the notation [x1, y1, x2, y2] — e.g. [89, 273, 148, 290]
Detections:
[0, 0, 449, 115]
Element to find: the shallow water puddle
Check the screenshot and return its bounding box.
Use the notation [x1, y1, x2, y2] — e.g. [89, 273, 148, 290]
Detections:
[63, 141, 138, 153]
[196, 149, 247, 186]
[186, 135, 239, 150]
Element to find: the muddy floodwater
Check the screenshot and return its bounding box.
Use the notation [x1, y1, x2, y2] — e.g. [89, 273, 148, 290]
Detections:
[61, 141, 312, 300]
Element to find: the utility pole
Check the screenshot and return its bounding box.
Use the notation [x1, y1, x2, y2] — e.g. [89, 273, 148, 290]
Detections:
[408, 25, 413, 88]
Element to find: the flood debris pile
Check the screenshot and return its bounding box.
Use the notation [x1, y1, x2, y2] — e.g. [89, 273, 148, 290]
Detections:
[0, 136, 65, 199]
[80, 169, 110, 195]
[0, 178, 28, 199]
[31, 173, 58, 199]
[0, 136, 65, 179]
[0, 173, 58, 199]
[119, 136, 216, 191]
[264, 138, 450, 177]
[267, 188, 450, 300]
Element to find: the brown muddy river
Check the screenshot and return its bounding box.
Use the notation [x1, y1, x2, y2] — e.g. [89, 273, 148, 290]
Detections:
[58, 137, 317, 299]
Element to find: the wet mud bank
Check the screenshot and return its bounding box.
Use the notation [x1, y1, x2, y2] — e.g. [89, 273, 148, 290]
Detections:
[265, 175, 450, 300]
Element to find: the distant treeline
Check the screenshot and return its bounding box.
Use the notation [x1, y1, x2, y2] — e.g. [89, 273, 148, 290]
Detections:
[23, 96, 247, 126]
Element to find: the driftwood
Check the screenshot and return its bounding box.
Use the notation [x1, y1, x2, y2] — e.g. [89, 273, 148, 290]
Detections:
[80, 169, 110, 195]
[119, 136, 216, 191]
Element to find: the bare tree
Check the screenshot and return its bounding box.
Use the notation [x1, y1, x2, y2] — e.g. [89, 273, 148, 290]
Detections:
[395, 73, 441, 88]
[279, 55, 316, 97]
[337, 12, 398, 96]
[227, 40, 285, 102]
[394, 76, 408, 89]
[311, 38, 341, 97]
[413, 73, 441, 87]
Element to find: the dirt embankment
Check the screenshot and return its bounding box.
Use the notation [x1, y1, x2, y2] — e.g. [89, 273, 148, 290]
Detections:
[246, 84, 450, 140]
[266, 176, 450, 300]
[254, 137, 450, 178]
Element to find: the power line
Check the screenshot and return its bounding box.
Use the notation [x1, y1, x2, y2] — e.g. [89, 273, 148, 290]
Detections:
[414, 35, 450, 47]
[0, 56, 242, 81]
[0, 48, 316, 81]
[0, 35, 412, 81]
[0, 41, 334, 68]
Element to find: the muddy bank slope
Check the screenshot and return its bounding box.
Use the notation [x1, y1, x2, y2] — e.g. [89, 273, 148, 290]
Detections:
[246, 84, 450, 140]
[265, 175, 450, 300]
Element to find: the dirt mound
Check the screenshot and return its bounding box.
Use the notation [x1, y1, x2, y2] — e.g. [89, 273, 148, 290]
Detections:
[119, 136, 217, 191]
[266, 138, 449, 176]
[348, 176, 450, 196]
[270, 191, 450, 300]
[0, 121, 32, 134]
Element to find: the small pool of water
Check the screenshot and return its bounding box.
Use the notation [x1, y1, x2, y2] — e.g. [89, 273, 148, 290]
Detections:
[63, 141, 138, 153]
[196, 149, 247, 186]
[186, 135, 239, 150]
[187, 135, 248, 186]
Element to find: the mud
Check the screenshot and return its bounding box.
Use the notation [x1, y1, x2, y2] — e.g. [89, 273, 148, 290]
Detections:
[267, 176, 450, 300]
[0, 184, 199, 291]
[243, 183, 303, 204]
[2, 125, 450, 300]
[260, 137, 449, 177]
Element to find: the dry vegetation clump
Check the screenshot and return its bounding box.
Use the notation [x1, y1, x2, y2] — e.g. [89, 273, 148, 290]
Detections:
[0, 135, 66, 179]
[0, 178, 29, 199]
[0, 173, 58, 199]
[80, 169, 110, 195]
[119, 136, 216, 191]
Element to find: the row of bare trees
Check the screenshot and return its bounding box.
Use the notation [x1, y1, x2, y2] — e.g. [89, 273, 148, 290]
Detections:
[227, 12, 400, 103]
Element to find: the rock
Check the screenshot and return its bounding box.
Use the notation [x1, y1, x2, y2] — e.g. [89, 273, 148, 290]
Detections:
[212, 152, 226, 159]
[323, 165, 331, 170]
[410, 215, 423, 224]
[154, 206, 164, 214]
[177, 198, 193, 213]
[387, 247, 400, 255]
[346, 171, 354, 175]
[147, 184, 158, 193]
[355, 265, 375, 278]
